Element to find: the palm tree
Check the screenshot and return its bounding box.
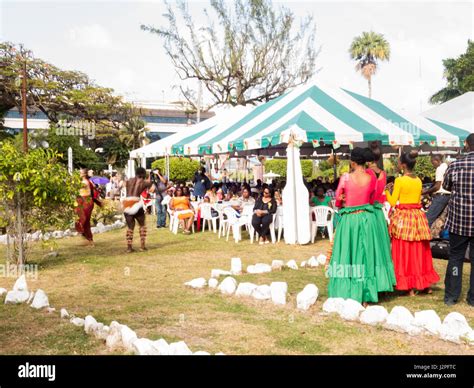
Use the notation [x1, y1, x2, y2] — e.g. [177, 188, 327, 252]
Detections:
[349, 31, 390, 98]
[118, 116, 150, 151]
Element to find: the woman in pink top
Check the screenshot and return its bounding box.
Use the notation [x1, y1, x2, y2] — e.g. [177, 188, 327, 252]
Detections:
[327, 147, 396, 305]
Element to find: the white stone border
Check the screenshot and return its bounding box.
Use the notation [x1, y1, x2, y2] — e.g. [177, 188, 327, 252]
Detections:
[2, 275, 223, 356]
[185, 257, 474, 347]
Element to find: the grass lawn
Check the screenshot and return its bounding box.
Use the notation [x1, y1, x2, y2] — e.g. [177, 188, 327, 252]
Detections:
[0, 218, 473, 355]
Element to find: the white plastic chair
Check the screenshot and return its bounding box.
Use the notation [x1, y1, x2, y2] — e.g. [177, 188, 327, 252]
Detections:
[169, 210, 195, 235]
[275, 206, 284, 242]
[222, 207, 248, 243]
[200, 203, 218, 233]
[249, 212, 277, 244]
[311, 206, 335, 243]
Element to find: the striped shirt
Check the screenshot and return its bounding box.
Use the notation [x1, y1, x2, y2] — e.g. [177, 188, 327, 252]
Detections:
[442, 151, 474, 236]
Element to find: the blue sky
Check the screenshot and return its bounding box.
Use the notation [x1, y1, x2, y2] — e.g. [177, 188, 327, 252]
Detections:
[1, 0, 472, 115]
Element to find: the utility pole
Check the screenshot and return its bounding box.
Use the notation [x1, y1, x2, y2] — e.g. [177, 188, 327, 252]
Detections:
[21, 57, 28, 153]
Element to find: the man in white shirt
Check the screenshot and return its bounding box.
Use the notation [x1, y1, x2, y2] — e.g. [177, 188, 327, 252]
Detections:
[211, 165, 221, 183]
[423, 155, 451, 227]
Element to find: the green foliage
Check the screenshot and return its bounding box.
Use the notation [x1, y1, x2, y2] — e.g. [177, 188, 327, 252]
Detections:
[0, 42, 147, 168]
[314, 159, 350, 180]
[91, 199, 121, 226]
[264, 159, 313, 178]
[430, 40, 474, 104]
[0, 140, 81, 263]
[151, 157, 200, 182]
[414, 156, 435, 180]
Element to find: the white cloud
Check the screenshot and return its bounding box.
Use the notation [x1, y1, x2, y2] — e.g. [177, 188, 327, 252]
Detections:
[67, 24, 112, 49]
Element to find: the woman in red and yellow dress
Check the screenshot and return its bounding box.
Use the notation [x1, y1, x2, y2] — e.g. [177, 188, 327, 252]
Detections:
[385, 150, 440, 296]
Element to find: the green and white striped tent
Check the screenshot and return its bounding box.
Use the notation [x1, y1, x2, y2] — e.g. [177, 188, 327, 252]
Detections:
[131, 80, 470, 158]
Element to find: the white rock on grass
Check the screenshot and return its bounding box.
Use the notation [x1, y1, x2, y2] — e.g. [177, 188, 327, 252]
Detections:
[106, 321, 123, 350]
[252, 285, 271, 300]
[339, 299, 365, 321]
[30, 289, 49, 309]
[247, 263, 272, 274]
[169, 341, 192, 355]
[211, 269, 232, 278]
[4, 291, 30, 304]
[271, 260, 284, 271]
[120, 325, 138, 352]
[132, 338, 159, 355]
[384, 306, 415, 333]
[296, 284, 319, 311]
[231, 258, 242, 275]
[184, 278, 207, 289]
[84, 315, 98, 334]
[95, 325, 110, 341]
[307, 256, 319, 268]
[286, 260, 298, 270]
[270, 282, 288, 305]
[439, 312, 472, 344]
[218, 277, 237, 295]
[300, 261, 307, 268]
[60, 308, 70, 319]
[322, 298, 345, 314]
[412, 310, 442, 336]
[215, 352, 226, 355]
[235, 283, 258, 297]
[70, 317, 85, 327]
[465, 330, 474, 345]
[208, 278, 219, 289]
[152, 339, 170, 355]
[194, 351, 210, 355]
[13, 274, 28, 292]
[359, 306, 389, 326]
[46, 307, 56, 314]
[316, 254, 327, 266]
[0, 288, 7, 296]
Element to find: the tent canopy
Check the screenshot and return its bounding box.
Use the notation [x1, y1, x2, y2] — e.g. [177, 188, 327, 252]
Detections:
[131, 80, 470, 159]
[422, 92, 473, 132]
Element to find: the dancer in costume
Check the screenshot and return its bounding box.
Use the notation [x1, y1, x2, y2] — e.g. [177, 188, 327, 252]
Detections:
[385, 150, 440, 296]
[364, 146, 397, 293]
[121, 167, 155, 252]
[327, 148, 395, 305]
[75, 168, 97, 246]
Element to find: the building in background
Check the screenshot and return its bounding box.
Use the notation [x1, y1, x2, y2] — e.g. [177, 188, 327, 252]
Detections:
[2, 101, 215, 141]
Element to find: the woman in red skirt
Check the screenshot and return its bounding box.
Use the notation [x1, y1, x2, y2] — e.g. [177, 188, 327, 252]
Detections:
[385, 150, 440, 296]
[75, 168, 96, 246]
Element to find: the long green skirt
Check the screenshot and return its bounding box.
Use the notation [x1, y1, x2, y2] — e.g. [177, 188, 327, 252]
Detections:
[372, 201, 397, 292]
[327, 203, 396, 303]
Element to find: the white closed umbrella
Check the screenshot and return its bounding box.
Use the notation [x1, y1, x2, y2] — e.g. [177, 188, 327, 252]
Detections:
[281, 126, 311, 245]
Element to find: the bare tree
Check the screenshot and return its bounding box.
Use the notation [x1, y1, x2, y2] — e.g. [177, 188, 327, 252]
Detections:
[141, 0, 319, 110]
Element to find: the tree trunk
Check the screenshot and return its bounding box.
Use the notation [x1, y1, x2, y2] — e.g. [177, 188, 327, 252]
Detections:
[368, 76, 372, 99]
[16, 202, 24, 267]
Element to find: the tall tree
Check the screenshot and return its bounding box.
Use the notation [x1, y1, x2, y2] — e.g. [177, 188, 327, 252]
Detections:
[349, 31, 390, 98]
[0, 42, 149, 166]
[141, 0, 319, 109]
[429, 40, 474, 104]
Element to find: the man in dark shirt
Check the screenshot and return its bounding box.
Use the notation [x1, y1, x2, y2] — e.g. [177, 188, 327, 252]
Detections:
[122, 167, 154, 252]
[442, 133, 474, 306]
